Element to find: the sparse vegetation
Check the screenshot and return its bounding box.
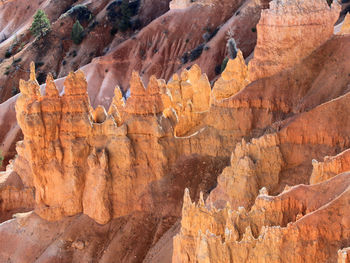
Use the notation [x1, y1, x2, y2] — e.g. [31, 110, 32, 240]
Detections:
[35, 61, 45, 68]
[189, 44, 204, 61]
[71, 20, 85, 44]
[181, 43, 205, 64]
[13, 58, 22, 64]
[227, 38, 237, 59]
[11, 86, 19, 96]
[215, 38, 238, 75]
[215, 64, 222, 75]
[64, 5, 92, 23]
[202, 26, 219, 42]
[30, 9, 51, 38]
[0, 151, 3, 167]
[107, 0, 140, 34]
[220, 57, 229, 73]
[3, 57, 22, 76]
[5, 50, 12, 58]
[4, 35, 20, 59]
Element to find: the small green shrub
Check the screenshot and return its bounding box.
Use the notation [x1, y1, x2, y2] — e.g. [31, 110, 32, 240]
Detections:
[181, 52, 189, 64]
[13, 58, 22, 64]
[65, 5, 92, 22]
[202, 27, 219, 42]
[0, 151, 3, 167]
[5, 50, 12, 58]
[220, 57, 229, 73]
[215, 64, 222, 75]
[189, 44, 204, 61]
[181, 43, 205, 64]
[107, 0, 140, 33]
[30, 9, 51, 38]
[35, 61, 44, 68]
[71, 20, 84, 44]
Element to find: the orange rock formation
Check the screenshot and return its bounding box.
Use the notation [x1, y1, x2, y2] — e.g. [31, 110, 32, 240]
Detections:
[173, 171, 350, 262]
[1, 0, 350, 261]
[248, 0, 341, 81]
[340, 13, 350, 34]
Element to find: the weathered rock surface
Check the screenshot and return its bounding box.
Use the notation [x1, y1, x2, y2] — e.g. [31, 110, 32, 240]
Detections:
[1, 0, 350, 262]
[0, 164, 34, 223]
[248, 0, 341, 81]
[162, 64, 211, 136]
[340, 13, 350, 34]
[173, 172, 350, 262]
[311, 148, 350, 185]
[0, 0, 265, 167]
[207, 133, 283, 210]
[339, 247, 350, 263]
[211, 50, 250, 103]
[12, 62, 229, 225]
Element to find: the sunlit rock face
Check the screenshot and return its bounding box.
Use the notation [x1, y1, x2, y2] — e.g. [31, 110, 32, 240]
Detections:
[248, 0, 341, 81]
[3, 0, 350, 260]
[211, 50, 250, 103]
[173, 171, 350, 263]
[340, 13, 350, 34]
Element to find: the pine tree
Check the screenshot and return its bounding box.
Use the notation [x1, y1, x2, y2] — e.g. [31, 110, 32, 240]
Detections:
[71, 20, 84, 45]
[118, 0, 132, 32]
[30, 9, 51, 38]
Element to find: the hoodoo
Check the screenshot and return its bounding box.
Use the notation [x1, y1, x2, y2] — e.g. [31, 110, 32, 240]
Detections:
[0, 0, 350, 262]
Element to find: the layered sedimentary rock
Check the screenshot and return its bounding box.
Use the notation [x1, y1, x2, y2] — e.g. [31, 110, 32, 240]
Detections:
[207, 134, 283, 210]
[310, 149, 350, 184]
[211, 50, 250, 102]
[13, 62, 218, 224]
[15, 63, 149, 223]
[162, 64, 211, 136]
[2, 0, 350, 261]
[173, 172, 350, 262]
[0, 164, 34, 222]
[248, 0, 341, 81]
